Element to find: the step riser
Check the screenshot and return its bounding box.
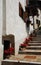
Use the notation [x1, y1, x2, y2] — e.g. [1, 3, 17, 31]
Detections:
[32, 40, 41, 41]
[19, 50, 41, 55]
[29, 44, 41, 46]
[32, 38, 41, 40]
[32, 37, 41, 40]
[29, 42, 41, 43]
[26, 48, 41, 50]
[26, 46, 41, 48]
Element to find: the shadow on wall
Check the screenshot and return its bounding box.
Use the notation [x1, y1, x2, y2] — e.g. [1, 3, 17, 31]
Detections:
[19, 2, 32, 36]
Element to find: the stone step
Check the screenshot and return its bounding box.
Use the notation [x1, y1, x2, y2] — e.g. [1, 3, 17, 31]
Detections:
[31, 35, 41, 41]
[19, 49, 41, 52]
[32, 37, 41, 39]
[19, 46, 41, 50]
[29, 41, 41, 43]
[26, 46, 41, 50]
[26, 46, 41, 49]
[28, 43, 41, 46]
[26, 47, 41, 50]
[33, 37, 41, 39]
[2, 58, 41, 65]
[35, 35, 41, 36]
[19, 51, 41, 55]
[32, 36, 41, 39]
[26, 46, 41, 48]
[32, 39, 41, 41]
[19, 50, 41, 55]
[31, 35, 41, 38]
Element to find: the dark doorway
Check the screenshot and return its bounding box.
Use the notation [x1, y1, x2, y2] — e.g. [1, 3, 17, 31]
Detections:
[4, 40, 10, 59]
[4, 40, 10, 50]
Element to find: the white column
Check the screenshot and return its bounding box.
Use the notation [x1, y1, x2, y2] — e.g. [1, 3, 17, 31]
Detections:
[34, 16, 37, 29]
[29, 16, 34, 34]
[2, 0, 6, 35]
[0, 0, 3, 65]
[37, 9, 41, 27]
[32, 8, 41, 29]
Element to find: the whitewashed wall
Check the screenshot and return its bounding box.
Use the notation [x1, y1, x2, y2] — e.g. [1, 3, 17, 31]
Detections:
[6, 0, 41, 55]
[19, 0, 26, 11]
[6, 0, 27, 55]
[0, 0, 3, 65]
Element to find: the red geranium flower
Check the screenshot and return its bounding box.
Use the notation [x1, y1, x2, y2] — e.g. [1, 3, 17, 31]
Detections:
[26, 38, 30, 42]
[21, 43, 27, 47]
[9, 47, 14, 54]
[29, 36, 32, 41]
[4, 50, 9, 54]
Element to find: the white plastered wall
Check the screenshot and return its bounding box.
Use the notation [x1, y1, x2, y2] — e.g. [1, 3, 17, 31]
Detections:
[6, 0, 27, 55]
[0, 0, 3, 65]
[6, 0, 41, 55]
